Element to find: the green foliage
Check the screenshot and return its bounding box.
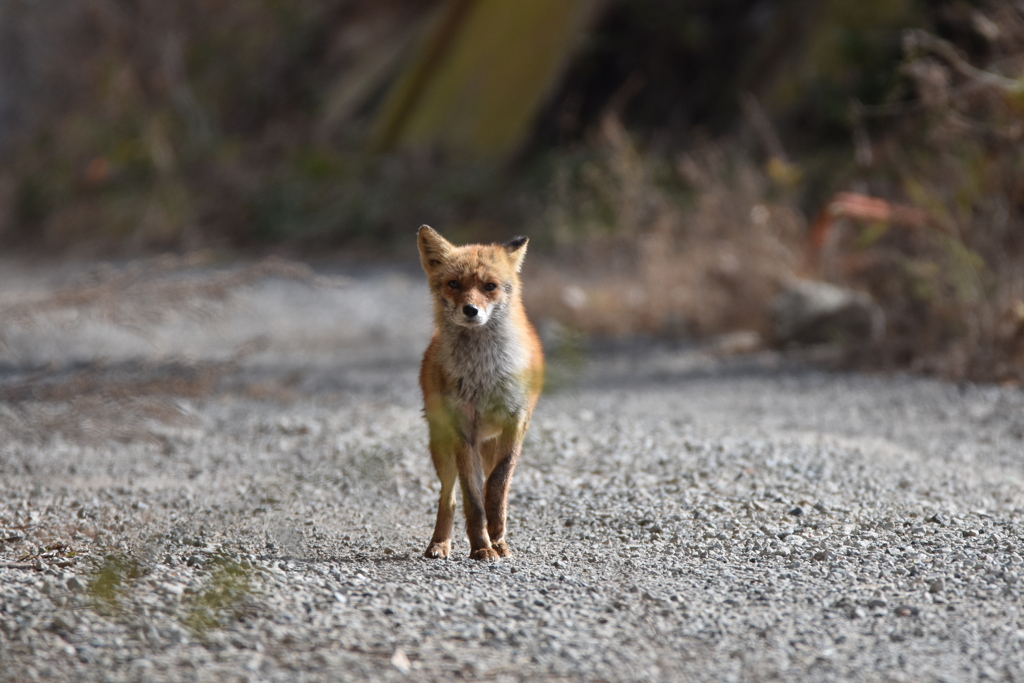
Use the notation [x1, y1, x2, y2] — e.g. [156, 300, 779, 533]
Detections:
[0, 0, 937, 251]
[760, 0, 923, 141]
[1, 0, 1022, 380]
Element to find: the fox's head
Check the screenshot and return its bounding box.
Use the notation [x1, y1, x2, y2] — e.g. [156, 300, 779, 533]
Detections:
[418, 225, 528, 329]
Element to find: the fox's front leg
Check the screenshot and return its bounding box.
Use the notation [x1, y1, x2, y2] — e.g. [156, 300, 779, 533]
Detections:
[424, 411, 461, 559]
[424, 435, 458, 559]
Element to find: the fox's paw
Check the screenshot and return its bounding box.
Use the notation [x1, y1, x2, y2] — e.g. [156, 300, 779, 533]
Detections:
[424, 540, 451, 559]
[470, 547, 500, 562]
[491, 540, 512, 558]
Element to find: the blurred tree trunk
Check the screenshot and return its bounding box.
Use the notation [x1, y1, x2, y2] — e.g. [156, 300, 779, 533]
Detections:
[371, 0, 602, 159]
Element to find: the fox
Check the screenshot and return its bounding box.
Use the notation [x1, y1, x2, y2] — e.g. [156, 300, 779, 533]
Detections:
[417, 225, 544, 561]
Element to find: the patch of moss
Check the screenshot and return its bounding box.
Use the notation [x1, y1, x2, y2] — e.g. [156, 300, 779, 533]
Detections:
[87, 553, 144, 613]
[182, 555, 257, 636]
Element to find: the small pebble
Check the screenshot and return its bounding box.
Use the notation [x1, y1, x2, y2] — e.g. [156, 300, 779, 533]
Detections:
[391, 648, 411, 675]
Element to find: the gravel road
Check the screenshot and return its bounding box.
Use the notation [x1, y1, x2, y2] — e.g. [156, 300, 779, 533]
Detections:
[1, 258, 1023, 682]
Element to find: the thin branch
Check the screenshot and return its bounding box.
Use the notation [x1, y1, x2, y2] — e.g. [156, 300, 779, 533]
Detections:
[905, 29, 1024, 95]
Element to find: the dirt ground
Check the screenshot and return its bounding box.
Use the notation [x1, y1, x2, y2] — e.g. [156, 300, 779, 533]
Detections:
[1, 257, 1022, 682]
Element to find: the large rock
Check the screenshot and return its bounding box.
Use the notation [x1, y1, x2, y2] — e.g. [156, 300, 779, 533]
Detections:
[772, 280, 883, 346]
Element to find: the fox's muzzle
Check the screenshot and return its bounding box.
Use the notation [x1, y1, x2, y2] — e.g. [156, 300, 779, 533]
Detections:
[451, 299, 490, 327]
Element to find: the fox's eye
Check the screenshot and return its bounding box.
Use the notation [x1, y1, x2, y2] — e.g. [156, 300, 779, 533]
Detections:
[483, 283, 497, 292]
[447, 280, 460, 289]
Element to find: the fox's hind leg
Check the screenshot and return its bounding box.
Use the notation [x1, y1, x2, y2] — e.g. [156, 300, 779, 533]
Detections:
[484, 424, 525, 558]
[457, 440, 499, 561]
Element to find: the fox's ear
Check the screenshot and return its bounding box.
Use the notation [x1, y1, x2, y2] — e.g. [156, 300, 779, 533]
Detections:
[418, 225, 453, 272]
[503, 235, 528, 272]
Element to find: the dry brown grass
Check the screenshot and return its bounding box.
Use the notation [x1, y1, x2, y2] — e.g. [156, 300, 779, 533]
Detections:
[524, 115, 804, 341]
[820, 9, 1024, 382]
[525, 4, 1024, 385]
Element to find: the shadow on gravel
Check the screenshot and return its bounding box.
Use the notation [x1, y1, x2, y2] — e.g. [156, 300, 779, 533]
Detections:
[0, 359, 233, 402]
[0, 360, 230, 444]
[286, 555, 417, 566]
[573, 344, 838, 393]
[0, 352, 423, 446]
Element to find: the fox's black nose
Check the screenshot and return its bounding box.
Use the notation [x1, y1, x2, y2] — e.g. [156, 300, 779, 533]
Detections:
[463, 304, 478, 318]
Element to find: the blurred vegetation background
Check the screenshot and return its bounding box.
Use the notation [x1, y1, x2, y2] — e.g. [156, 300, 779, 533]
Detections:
[1, 0, 1022, 382]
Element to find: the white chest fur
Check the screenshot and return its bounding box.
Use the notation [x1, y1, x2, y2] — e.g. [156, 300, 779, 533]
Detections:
[437, 317, 529, 415]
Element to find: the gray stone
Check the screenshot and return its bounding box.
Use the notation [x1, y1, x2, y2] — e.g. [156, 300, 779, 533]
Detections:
[772, 279, 884, 345]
